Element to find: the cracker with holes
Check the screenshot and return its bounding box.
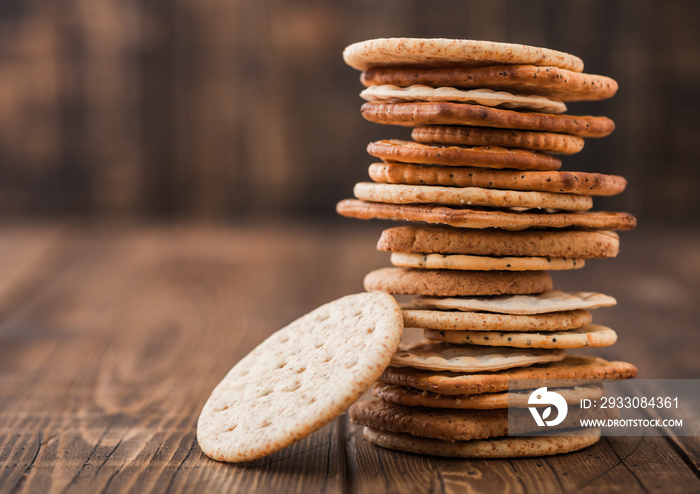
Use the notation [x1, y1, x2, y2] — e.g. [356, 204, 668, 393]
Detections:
[197, 292, 403, 462]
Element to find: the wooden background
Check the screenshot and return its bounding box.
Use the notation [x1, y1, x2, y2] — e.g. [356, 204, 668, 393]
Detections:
[0, 0, 699, 223]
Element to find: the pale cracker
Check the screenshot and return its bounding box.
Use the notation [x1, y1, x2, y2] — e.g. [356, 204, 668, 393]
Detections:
[360, 85, 567, 114]
[391, 252, 584, 271]
[390, 341, 565, 372]
[196, 292, 403, 463]
[411, 290, 617, 315]
[424, 324, 617, 349]
[354, 182, 592, 212]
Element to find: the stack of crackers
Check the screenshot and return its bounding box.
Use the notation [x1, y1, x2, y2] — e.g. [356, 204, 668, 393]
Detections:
[339, 38, 638, 458]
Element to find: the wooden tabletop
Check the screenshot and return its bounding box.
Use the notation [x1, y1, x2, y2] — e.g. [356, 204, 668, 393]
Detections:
[0, 222, 698, 493]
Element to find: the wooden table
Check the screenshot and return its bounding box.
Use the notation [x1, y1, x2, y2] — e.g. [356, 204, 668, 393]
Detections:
[0, 222, 698, 493]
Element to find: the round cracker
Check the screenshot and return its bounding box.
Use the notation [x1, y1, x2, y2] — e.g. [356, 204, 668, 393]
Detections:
[354, 182, 592, 211]
[391, 252, 585, 271]
[403, 309, 593, 332]
[368, 139, 561, 171]
[363, 426, 601, 458]
[343, 38, 584, 72]
[196, 292, 404, 462]
[424, 324, 618, 349]
[361, 102, 615, 138]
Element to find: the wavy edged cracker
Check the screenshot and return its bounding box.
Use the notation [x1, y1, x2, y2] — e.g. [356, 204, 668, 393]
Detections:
[391, 341, 565, 372]
[378, 226, 620, 258]
[373, 383, 604, 409]
[424, 324, 618, 349]
[412, 290, 617, 315]
[411, 126, 585, 154]
[196, 292, 403, 462]
[354, 182, 592, 212]
[362, 102, 615, 138]
[342, 38, 584, 72]
[337, 199, 637, 231]
[361, 64, 617, 102]
[368, 139, 561, 171]
[364, 267, 552, 297]
[360, 85, 567, 114]
[403, 309, 593, 332]
[363, 426, 601, 458]
[378, 355, 638, 396]
[391, 252, 584, 271]
[368, 162, 627, 196]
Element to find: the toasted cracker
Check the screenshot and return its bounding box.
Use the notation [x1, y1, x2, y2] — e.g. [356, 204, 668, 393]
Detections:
[336, 199, 637, 231]
[391, 341, 565, 372]
[360, 85, 567, 114]
[363, 426, 601, 458]
[368, 139, 561, 171]
[364, 267, 552, 297]
[354, 182, 592, 211]
[411, 290, 617, 314]
[361, 64, 617, 102]
[411, 125, 585, 154]
[391, 252, 584, 271]
[368, 162, 627, 196]
[378, 226, 620, 258]
[343, 38, 584, 72]
[378, 355, 638, 395]
[196, 292, 403, 462]
[362, 102, 614, 138]
[403, 308, 593, 332]
[424, 324, 617, 349]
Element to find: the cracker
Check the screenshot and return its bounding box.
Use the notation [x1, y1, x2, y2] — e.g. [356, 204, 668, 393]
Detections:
[367, 139, 561, 171]
[343, 38, 584, 72]
[363, 426, 601, 458]
[368, 162, 627, 196]
[377, 226, 620, 258]
[411, 126, 585, 154]
[361, 64, 617, 102]
[336, 199, 637, 231]
[360, 85, 567, 114]
[361, 102, 615, 138]
[196, 292, 404, 462]
[424, 324, 617, 349]
[411, 290, 617, 314]
[391, 252, 585, 271]
[390, 341, 565, 372]
[403, 309, 593, 332]
[373, 382, 604, 409]
[354, 182, 592, 211]
[364, 267, 553, 297]
[378, 355, 638, 395]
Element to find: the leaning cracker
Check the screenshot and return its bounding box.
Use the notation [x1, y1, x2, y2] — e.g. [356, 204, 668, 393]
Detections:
[363, 426, 601, 458]
[368, 162, 627, 196]
[424, 324, 618, 349]
[197, 292, 403, 462]
[364, 267, 553, 297]
[378, 355, 638, 396]
[391, 252, 584, 271]
[377, 226, 620, 258]
[362, 102, 614, 138]
[411, 290, 617, 314]
[403, 309, 593, 332]
[343, 38, 584, 72]
[390, 341, 565, 372]
[360, 85, 567, 114]
[373, 383, 604, 409]
[336, 199, 637, 231]
[361, 64, 617, 102]
[368, 139, 561, 171]
[354, 182, 592, 211]
[411, 126, 585, 154]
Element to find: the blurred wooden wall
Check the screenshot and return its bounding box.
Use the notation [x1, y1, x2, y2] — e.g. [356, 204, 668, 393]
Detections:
[0, 0, 699, 223]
